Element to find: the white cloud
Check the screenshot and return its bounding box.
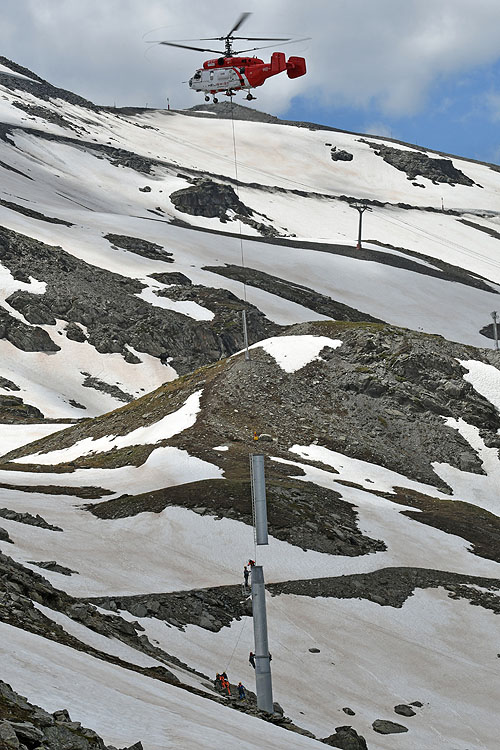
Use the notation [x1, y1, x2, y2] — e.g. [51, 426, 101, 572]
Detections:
[2, 0, 500, 117]
[486, 91, 500, 121]
[363, 121, 393, 138]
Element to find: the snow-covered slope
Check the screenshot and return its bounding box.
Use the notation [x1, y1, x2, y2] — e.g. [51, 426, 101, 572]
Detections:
[1, 56, 500, 750]
[1, 56, 500, 419]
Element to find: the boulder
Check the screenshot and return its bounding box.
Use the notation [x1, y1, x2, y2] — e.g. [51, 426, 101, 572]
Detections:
[394, 704, 416, 717]
[322, 725, 368, 749]
[0, 721, 20, 750]
[372, 719, 408, 734]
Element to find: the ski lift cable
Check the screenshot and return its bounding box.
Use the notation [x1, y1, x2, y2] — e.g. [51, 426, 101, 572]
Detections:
[378, 212, 500, 274]
[161, 126, 500, 281]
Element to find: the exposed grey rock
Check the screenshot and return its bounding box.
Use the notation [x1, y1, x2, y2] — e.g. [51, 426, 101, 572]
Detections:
[394, 704, 416, 717]
[64, 322, 87, 342]
[0, 308, 59, 353]
[330, 148, 353, 162]
[0, 377, 20, 391]
[363, 140, 475, 186]
[170, 178, 252, 221]
[0, 509, 62, 532]
[204, 264, 383, 324]
[342, 708, 355, 716]
[0, 226, 277, 374]
[104, 234, 172, 262]
[0, 394, 44, 421]
[0, 198, 72, 226]
[0, 528, 13, 544]
[321, 725, 368, 749]
[81, 373, 133, 404]
[149, 272, 192, 286]
[0, 721, 20, 750]
[308, 647, 321, 653]
[372, 719, 408, 734]
[28, 561, 77, 576]
[9, 721, 44, 743]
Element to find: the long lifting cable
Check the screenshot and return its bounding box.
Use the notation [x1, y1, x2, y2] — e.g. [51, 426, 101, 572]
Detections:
[229, 94, 248, 305]
[227, 94, 259, 566]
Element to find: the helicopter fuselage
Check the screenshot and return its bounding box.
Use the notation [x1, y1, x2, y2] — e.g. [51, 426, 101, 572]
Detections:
[188, 52, 306, 94]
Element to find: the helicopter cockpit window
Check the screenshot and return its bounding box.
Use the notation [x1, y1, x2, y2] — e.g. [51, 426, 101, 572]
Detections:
[193, 71, 201, 80]
[240, 67, 245, 73]
[209, 70, 214, 81]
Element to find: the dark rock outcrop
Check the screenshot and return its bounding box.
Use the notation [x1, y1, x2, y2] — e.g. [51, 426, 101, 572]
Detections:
[0, 508, 62, 532]
[322, 725, 368, 748]
[372, 719, 408, 734]
[170, 178, 251, 220]
[0, 226, 278, 373]
[104, 234, 173, 262]
[0, 680, 143, 750]
[394, 704, 416, 717]
[363, 141, 475, 186]
[330, 148, 353, 162]
[204, 264, 383, 324]
[0, 308, 60, 353]
[0, 395, 44, 422]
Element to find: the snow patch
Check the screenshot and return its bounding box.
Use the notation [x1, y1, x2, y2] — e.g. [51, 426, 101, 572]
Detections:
[15, 390, 203, 465]
[248, 335, 342, 373]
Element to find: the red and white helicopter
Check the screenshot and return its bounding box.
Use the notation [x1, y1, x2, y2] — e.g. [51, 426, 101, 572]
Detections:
[153, 12, 307, 103]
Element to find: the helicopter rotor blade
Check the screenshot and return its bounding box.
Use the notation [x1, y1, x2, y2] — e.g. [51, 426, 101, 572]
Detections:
[227, 12, 252, 38]
[234, 37, 311, 54]
[153, 41, 224, 53]
[231, 36, 292, 41]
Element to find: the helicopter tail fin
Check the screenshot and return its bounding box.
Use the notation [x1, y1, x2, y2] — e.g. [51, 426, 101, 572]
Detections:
[270, 52, 287, 74]
[286, 56, 306, 79]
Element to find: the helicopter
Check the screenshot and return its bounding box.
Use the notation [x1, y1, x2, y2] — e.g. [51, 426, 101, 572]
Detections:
[152, 12, 308, 103]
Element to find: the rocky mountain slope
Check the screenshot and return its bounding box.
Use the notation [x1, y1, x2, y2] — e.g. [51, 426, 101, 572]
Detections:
[1, 56, 500, 750]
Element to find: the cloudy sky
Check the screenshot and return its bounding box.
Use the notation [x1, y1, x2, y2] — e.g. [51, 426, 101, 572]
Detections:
[2, 0, 500, 163]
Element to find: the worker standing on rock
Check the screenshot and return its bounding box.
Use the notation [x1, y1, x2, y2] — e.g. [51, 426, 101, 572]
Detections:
[220, 674, 231, 695]
[238, 682, 246, 699]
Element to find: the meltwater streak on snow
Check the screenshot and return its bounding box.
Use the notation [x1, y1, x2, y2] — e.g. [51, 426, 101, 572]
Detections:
[460, 359, 500, 412]
[433, 418, 500, 517]
[247, 335, 342, 372]
[15, 390, 203, 465]
[0, 624, 319, 750]
[130, 589, 500, 749]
